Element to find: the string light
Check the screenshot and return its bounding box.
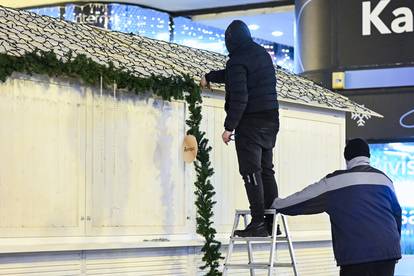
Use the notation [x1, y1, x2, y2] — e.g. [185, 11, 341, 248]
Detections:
[29, 3, 294, 70]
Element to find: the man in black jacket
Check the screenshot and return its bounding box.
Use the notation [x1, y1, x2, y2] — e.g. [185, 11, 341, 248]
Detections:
[200, 20, 279, 237]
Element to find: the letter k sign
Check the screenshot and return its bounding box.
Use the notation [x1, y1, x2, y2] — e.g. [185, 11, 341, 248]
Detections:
[362, 0, 413, 36]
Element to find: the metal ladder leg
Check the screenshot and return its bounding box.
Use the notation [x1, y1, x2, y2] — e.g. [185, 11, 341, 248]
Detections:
[223, 212, 241, 276]
[281, 215, 299, 276]
[267, 211, 278, 276]
[242, 214, 256, 276]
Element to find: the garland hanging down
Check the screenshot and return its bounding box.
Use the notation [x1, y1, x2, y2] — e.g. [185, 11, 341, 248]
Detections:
[0, 50, 223, 275]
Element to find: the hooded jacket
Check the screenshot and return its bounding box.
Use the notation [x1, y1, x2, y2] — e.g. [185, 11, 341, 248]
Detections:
[205, 20, 278, 131]
[272, 156, 402, 266]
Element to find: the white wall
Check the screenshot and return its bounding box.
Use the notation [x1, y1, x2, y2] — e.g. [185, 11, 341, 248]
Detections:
[0, 75, 345, 275]
[202, 96, 345, 237]
[0, 75, 189, 239]
[0, 242, 339, 275]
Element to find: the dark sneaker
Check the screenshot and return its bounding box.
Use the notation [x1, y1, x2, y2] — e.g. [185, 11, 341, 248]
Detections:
[234, 222, 269, 237]
[266, 223, 282, 236]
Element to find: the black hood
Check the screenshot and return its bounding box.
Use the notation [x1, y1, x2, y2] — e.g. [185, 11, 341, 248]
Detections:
[225, 20, 253, 54]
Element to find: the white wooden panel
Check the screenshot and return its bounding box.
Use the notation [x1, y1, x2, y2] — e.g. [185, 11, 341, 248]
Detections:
[85, 248, 190, 275]
[0, 76, 86, 237]
[0, 242, 338, 276]
[201, 98, 345, 236]
[201, 98, 248, 235]
[201, 242, 338, 276]
[88, 94, 187, 236]
[0, 76, 347, 275]
[277, 106, 345, 231]
[0, 252, 81, 275]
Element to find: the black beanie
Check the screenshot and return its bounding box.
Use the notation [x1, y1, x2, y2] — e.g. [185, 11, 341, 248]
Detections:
[344, 138, 371, 161]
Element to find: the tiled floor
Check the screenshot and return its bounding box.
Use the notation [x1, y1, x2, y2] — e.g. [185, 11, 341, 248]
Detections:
[395, 255, 414, 276]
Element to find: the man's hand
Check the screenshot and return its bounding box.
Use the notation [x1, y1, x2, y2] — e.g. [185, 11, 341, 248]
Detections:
[199, 75, 211, 90]
[222, 130, 233, 145]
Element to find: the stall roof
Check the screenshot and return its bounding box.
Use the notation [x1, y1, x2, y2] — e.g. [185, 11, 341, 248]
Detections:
[0, 6, 380, 117]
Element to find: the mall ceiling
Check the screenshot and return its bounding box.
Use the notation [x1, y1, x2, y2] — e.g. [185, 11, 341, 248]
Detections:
[0, 0, 291, 12]
[0, 0, 295, 46]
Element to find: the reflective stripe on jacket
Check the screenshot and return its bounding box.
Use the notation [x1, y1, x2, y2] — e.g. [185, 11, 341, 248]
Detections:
[272, 156, 402, 266]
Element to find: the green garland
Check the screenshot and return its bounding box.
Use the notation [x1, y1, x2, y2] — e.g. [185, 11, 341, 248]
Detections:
[0, 50, 223, 275]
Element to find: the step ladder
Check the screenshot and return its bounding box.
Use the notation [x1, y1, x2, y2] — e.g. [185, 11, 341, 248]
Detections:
[223, 209, 299, 276]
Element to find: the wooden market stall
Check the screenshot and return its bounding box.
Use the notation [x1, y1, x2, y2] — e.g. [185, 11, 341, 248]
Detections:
[0, 6, 380, 276]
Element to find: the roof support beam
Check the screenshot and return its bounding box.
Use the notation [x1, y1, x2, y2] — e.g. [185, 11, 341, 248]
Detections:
[190, 5, 294, 21]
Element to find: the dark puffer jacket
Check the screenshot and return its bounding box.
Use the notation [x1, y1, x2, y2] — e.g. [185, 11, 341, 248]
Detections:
[205, 20, 278, 131]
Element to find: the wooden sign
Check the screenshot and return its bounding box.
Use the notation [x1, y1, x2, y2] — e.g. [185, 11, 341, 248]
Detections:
[183, 135, 198, 163]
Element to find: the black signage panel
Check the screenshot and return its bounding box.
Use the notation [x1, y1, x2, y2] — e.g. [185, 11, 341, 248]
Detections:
[337, 0, 414, 69]
[345, 90, 414, 141]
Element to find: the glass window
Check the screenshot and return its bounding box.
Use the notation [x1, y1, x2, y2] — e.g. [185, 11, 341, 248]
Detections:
[27, 3, 294, 71]
[28, 6, 60, 18]
[107, 4, 170, 41]
[174, 16, 227, 54]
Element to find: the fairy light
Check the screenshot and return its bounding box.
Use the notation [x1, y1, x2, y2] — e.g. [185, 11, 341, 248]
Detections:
[28, 3, 294, 70]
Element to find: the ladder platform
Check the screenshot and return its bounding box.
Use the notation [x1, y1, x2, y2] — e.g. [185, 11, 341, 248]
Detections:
[225, 262, 294, 269]
[235, 209, 277, 215]
[231, 236, 288, 242]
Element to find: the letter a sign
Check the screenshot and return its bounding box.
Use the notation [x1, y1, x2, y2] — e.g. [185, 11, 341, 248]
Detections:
[362, 0, 413, 36]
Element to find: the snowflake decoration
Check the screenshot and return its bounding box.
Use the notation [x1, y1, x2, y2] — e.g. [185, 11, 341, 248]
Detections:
[351, 112, 371, 127]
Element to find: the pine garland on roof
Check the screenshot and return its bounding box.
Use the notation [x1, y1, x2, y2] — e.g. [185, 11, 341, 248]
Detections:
[0, 50, 223, 275]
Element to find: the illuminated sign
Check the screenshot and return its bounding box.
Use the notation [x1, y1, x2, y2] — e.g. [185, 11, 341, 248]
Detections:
[400, 109, 414, 129]
[362, 0, 413, 36]
[370, 142, 414, 254]
[73, 4, 110, 28]
[336, 0, 414, 69]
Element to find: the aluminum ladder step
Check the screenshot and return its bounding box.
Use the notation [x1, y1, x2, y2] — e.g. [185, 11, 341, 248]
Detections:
[231, 236, 288, 242]
[222, 209, 299, 276]
[225, 262, 294, 269]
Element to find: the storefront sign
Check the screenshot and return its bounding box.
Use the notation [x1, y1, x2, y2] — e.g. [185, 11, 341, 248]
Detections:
[362, 0, 413, 36]
[345, 89, 414, 141]
[337, 0, 414, 68]
[400, 109, 414, 128]
[74, 4, 110, 28]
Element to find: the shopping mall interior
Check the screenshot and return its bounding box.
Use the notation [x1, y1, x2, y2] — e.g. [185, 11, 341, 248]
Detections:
[0, 0, 412, 275]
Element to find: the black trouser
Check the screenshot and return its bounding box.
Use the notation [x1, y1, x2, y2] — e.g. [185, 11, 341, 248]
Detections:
[340, 260, 397, 276]
[235, 118, 279, 224]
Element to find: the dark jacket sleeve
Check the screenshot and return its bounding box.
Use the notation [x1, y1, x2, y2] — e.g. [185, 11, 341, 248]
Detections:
[271, 178, 329, 216]
[205, 69, 225, 83]
[223, 63, 248, 131]
[389, 189, 402, 236]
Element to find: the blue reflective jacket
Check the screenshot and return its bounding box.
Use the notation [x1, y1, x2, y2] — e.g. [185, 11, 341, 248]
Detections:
[272, 156, 402, 266]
